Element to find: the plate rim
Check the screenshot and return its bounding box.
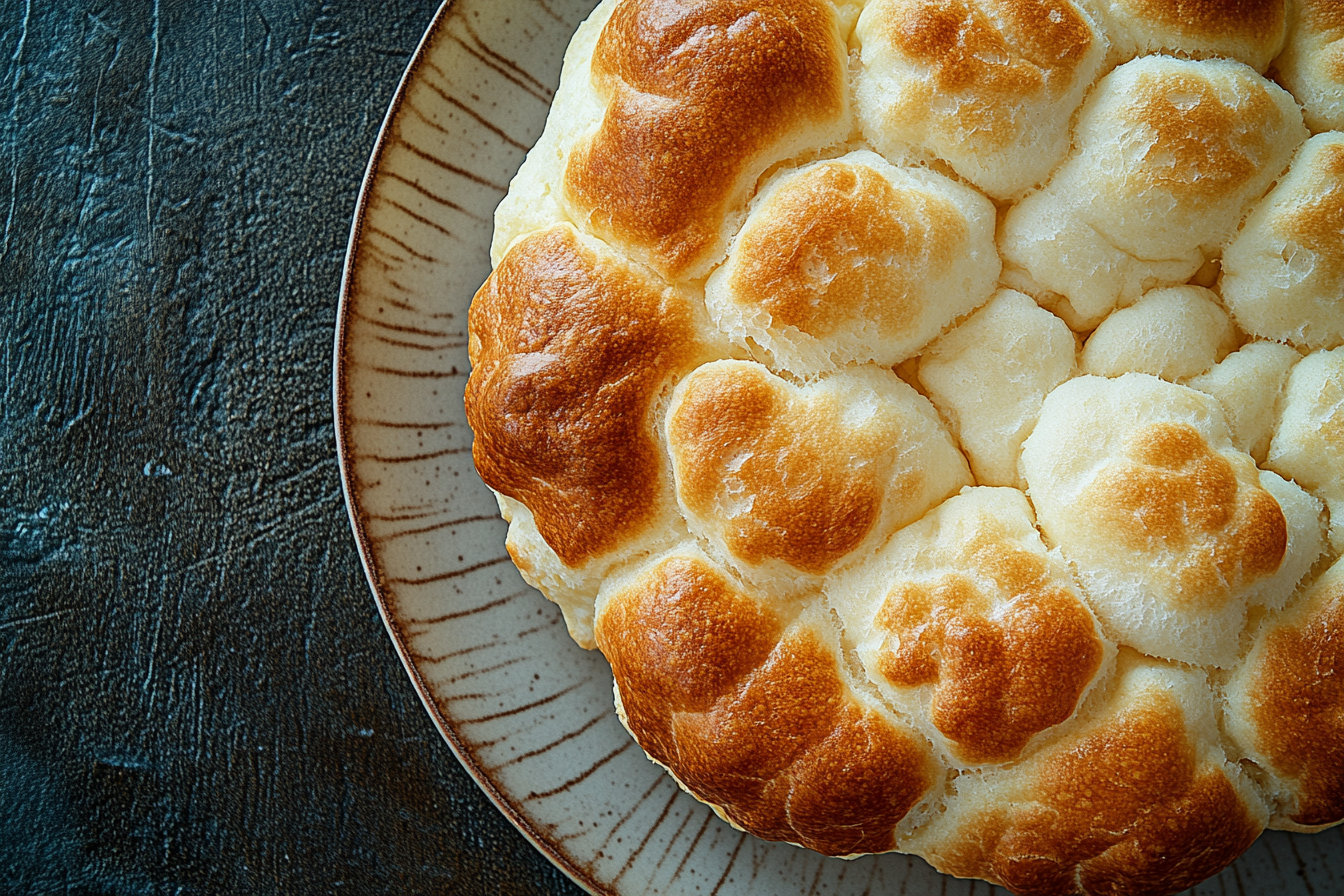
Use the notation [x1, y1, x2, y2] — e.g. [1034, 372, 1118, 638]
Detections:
[330, 3, 606, 893]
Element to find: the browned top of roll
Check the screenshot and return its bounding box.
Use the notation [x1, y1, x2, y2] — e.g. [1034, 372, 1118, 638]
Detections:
[1117, 0, 1285, 42]
[938, 694, 1262, 896]
[596, 553, 933, 856]
[875, 522, 1104, 763]
[1244, 577, 1344, 826]
[564, 0, 848, 280]
[465, 225, 705, 566]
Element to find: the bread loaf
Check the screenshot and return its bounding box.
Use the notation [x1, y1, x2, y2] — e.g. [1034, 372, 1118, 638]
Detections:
[465, 1, 1344, 891]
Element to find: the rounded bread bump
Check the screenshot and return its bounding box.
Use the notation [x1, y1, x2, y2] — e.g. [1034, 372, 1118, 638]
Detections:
[465, 223, 716, 586]
[910, 652, 1269, 896]
[828, 487, 1109, 765]
[918, 289, 1077, 489]
[1080, 285, 1239, 382]
[704, 150, 1000, 376]
[1221, 132, 1344, 350]
[664, 360, 971, 582]
[561, 0, 852, 281]
[1020, 374, 1323, 667]
[594, 547, 935, 857]
[1187, 341, 1302, 464]
[1271, 0, 1344, 133]
[1267, 346, 1344, 552]
[1227, 556, 1344, 831]
[853, 0, 1108, 201]
[999, 55, 1307, 330]
[1082, 0, 1287, 72]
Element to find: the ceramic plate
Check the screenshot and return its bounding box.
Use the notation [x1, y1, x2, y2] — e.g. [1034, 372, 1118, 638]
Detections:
[333, 1, 1343, 892]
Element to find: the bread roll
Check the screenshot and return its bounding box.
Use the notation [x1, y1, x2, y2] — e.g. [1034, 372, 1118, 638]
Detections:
[1222, 132, 1344, 350]
[854, 0, 1108, 200]
[1000, 55, 1306, 329]
[1272, 0, 1344, 133]
[705, 151, 999, 376]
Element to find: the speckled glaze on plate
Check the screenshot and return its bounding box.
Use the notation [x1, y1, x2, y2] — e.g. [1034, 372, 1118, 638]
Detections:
[332, 1, 1344, 893]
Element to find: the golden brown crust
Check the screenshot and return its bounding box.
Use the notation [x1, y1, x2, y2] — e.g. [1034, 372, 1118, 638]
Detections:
[666, 365, 895, 573]
[938, 696, 1262, 896]
[1119, 0, 1285, 43]
[1244, 579, 1344, 826]
[1275, 141, 1344, 281]
[875, 0, 1096, 149]
[596, 554, 933, 856]
[465, 225, 705, 567]
[875, 526, 1104, 763]
[1082, 422, 1286, 609]
[1124, 67, 1286, 201]
[564, 0, 848, 279]
[726, 162, 966, 340]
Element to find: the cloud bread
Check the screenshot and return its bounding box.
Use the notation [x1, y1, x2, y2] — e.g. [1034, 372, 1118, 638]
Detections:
[465, 0, 1344, 889]
[1221, 132, 1344, 350]
[1081, 0, 1288, 72]
[853, 0, 1108, 201]
[828, 487, 1109, 765]
[1273, 0, 1344, 133]
[1000, 54, 1306, 329]
[704, 151, 999, 375]
[1021, 374, 1324, 667]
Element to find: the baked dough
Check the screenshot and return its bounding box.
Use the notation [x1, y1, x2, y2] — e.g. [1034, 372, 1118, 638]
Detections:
[465, 1, 1344, 891]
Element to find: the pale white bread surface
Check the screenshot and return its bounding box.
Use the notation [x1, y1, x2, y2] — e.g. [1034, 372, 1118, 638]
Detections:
[1221, 132, 1344, 350]
[852, 0, 1108, 201]
[1078, 0, 1287, 72]
[490, 3, 614, 266]
[704, 151, 999, 377]
[1080, 285, 1238, 382]
[1188, 341, 1302, 463]
[827, 487, 1111, 766]
[1272, 0, 1344, 133]
[1000, 55, 1307, 330]
[1020, 374, 1324, 667]
[907, 651, 1271, 894]
[664, 359, 970, 590]
[1268, 346, 1344, 553]
[918, 289, 1076, 488]
[1226, 556, 1344, 832]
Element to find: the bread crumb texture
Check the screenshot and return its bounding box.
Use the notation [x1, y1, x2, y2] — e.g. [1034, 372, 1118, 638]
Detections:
[468, 0, 1344, 889]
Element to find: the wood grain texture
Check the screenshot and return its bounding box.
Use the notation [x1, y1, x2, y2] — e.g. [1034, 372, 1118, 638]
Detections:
[0, 1, 580, 892]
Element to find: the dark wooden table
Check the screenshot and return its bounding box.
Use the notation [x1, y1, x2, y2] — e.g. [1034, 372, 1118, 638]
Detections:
[1, 2, 583, 892]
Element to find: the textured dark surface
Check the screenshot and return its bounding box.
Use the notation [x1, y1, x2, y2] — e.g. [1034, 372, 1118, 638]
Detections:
[0, 1, 583, 892]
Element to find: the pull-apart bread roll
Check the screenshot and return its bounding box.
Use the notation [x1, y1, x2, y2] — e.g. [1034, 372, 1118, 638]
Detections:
[853, 0, 1107, 201]
[705, 151, 999, 375]
[465, 0, 1344, 890]
[1273, 0, 1344, 133]
[1001, 55, 1306, 329]
[1221, 132, 1344, 350]
[665, 360, 970, 588]
[1021, 374, 1325, 667]
[1081, 0, 1287, 71]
